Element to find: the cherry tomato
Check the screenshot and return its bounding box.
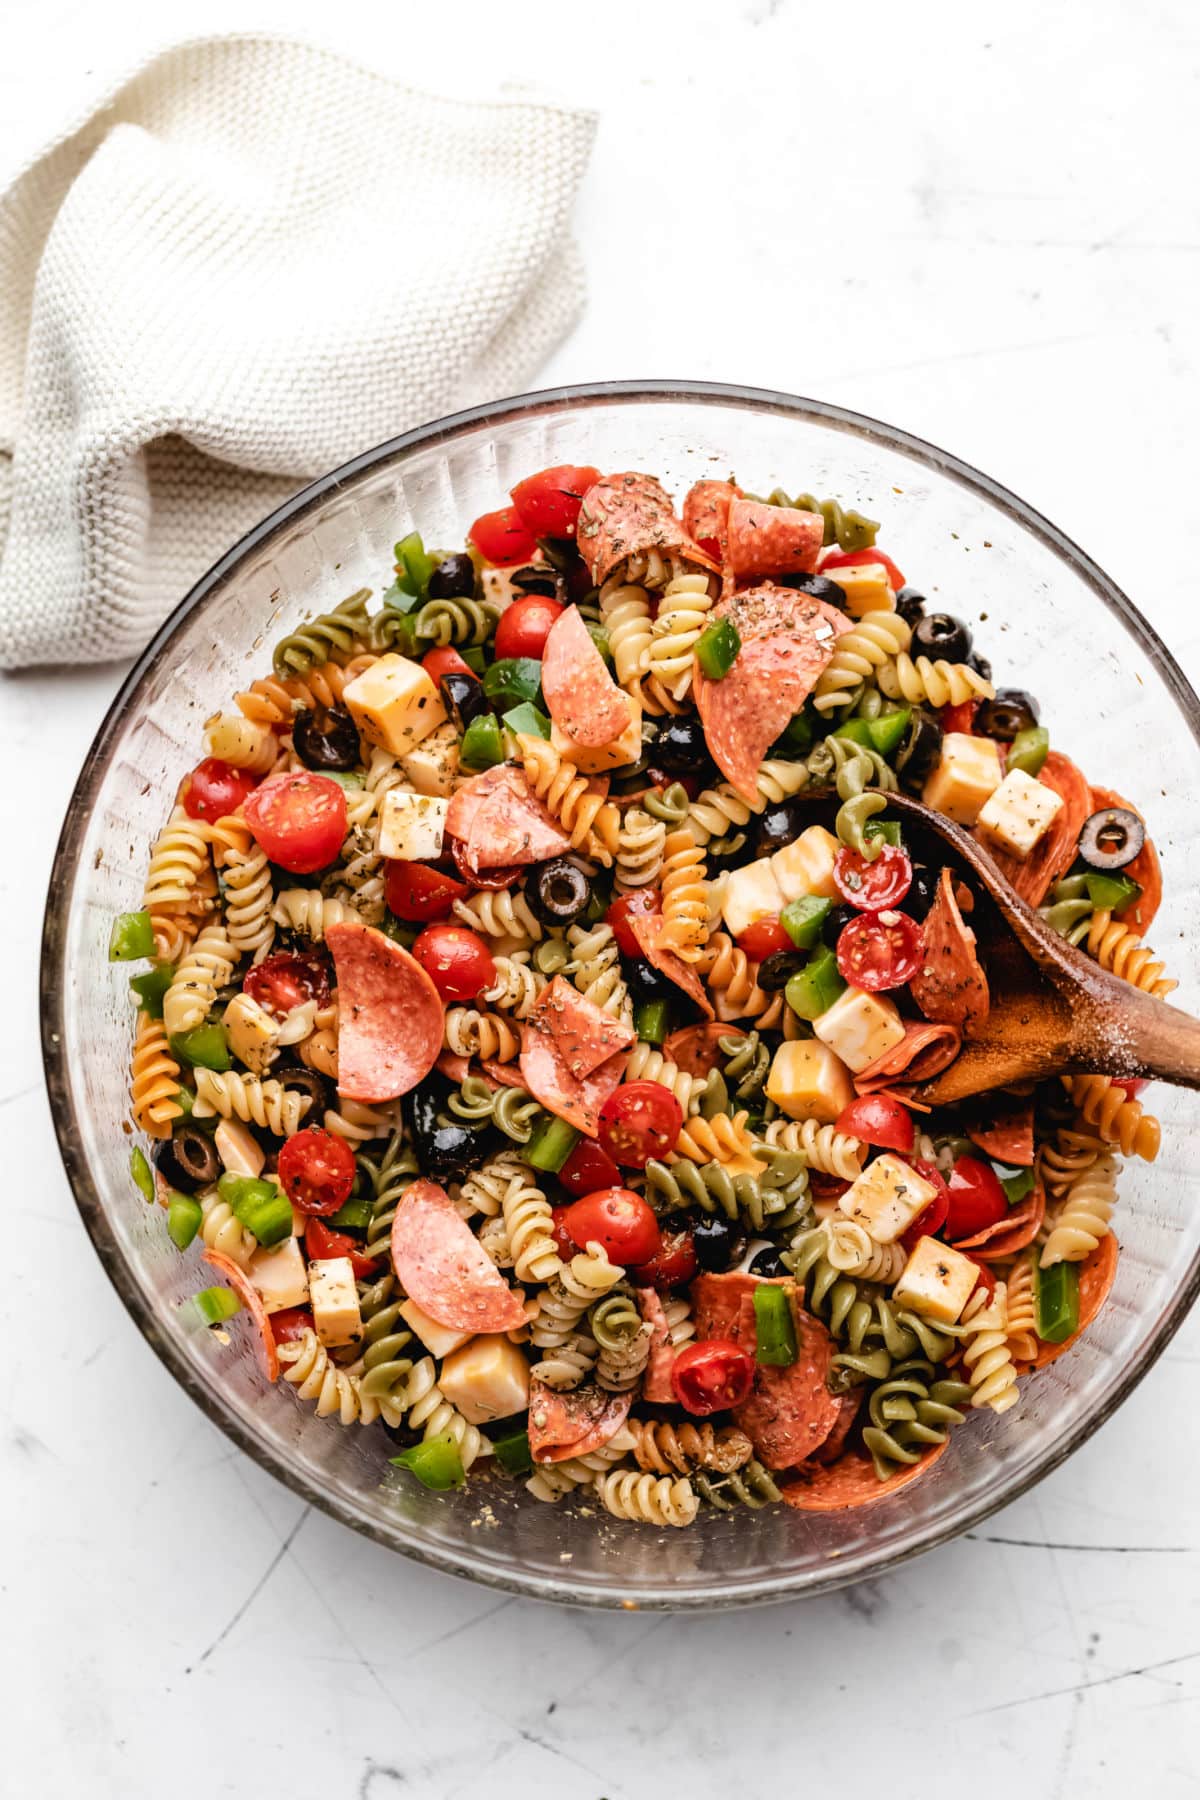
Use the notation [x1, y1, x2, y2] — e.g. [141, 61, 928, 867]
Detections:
[467, 505, 538, 566]
[671, 1339, 755, 1416]
[900, 1161, 951, 1250]
[411, 924, 496, 1002]
[422, 646, 477, 686]
[244, 950, 331, 1017]
[493, 593, 565, 662]
[606, 888, 662, 958]
[628, 1225, 698, 1289]
[598, 1082, 684, 1170]
[563, 1187, 661, 1265]
[736, 916, 792, 960]
[1113, 1078, 1148, 1099]
[509, 463, 600, 540]
[944, 1155, 1008, 1241]
[941, 699, 979, 736]
[270, 1306, 314, 1346]
[449, 838, 522, 889]
[243, 771, 347, 874]
[304, 1215, 378, 1280]
[181, 757, 260, 823]
[836, 912, 922, 991]
[836, 1094, 915, 1154]
[966, 1255, 998, 1299]
[558, 1137, 623, 1199]
[822, 546, 906, 590]
[833, 844, 913, 913]
[385, 860, 469, 923]
[549, 1204, 576, 1262]
[808, 1171, 852, 1206]
[277, 1127, 357, 1216]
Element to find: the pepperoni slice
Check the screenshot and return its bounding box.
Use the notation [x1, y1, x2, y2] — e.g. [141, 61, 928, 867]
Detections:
[662, 1023, 746, 1078]
[691, 1270, 764, 1343]
[954, 1176, 1046, 1258]
[541, 604, 634, 748]
[725, 498, 825, 578]
[810, 1388, 865, 1466]
[636, 1288, 678, 1403]
[575, 472, 719, 588]
[462, 768, 571, 872]
[780, 1439, 950, 1511]
[519, 1024, 631, 1137]
[627, 911, 715, 1020]
[525, 976, 635, 1081]
[682, 478, 739, 560]
[324, 921, 444, 1103]
[853, 1021, 962, 1094]
[527, 1378, 633, 1463]
[201, 1248, 279, 1380]
[435, 1048, 472, 1085]
[979, 751, 1092, 907]
[730, 1292, 841, 1469]
[445, 764, 512, 844]
[966, 1100, 1035, 1167]
[1088, 785, 1162, 934]
[909, 867, 990, 1036]
[390, 1178, 528, 1333]
[1032, 1232, 1119, 1368]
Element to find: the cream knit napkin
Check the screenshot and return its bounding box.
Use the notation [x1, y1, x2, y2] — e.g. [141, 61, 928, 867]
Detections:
[0, 36, 596, 668]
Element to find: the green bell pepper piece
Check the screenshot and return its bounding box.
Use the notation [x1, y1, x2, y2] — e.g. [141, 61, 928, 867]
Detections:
[863, 819, 903, 849]
[460, 644, 487, 676]
[1084, 871, 1142, 915]
[773, 711, 814, 757]
[218, 1173, 293, 1247]
[328, 1194, 375, 1231]
[695, 618, 741, 680]
[1034, 1259, 1079, 1344]
[524, 1113, 580, 1175]
[193, 1286, 242, 1326]
[392, 530, 437, 599]
[130, 1146, 155, 1203]
[1000, 1168, 1035, 1207]
[502, 702, 552, 741]
[785, 945, 845, 1021]
[586, 624, 612, 665]
[1007, 726, 1050, 776]
[866, 706, 911, 758]
[129, 962, 174, 1018]
[753, 1285, 798, 1366]
[492, 1428, 533, 1476]
[780, 895, 833, 950]
[829, 717, 874, 748]
[390, 1432, 466, 1491]
[460, 713, 505, 770]
[634, 998, 671, 1045]
[109, 910, 155, 962]
[167, 1193, 203, 1250]
[169, 1024, 231, 1072]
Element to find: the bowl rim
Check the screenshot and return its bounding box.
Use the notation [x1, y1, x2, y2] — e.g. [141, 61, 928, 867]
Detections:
[40, 378, 1200, 1609]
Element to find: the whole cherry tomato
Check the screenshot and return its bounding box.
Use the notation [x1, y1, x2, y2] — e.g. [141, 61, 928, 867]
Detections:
[941, 699, 980, 736]
[277, 1128, 356, 1216]
[965, 1255, 998, 1299]
[836, 912, 923, 991]
[836, 1094, 915, 1154]
[509, 464, 600, 540]
[558, 1137, 623, 1199]
[244, 950, 331, 1017]
[822, 546, 906, 591]
[467, 505, 538, 566]
[182, 756, 260, 823]
[833, 844, 913, 913]
[549, 1204, 576, 1262]
[493, 593, 565, 662]
[422, 646, 477, 686]
[944, 1155, 1008, 1241]
[598, 1081, 684, 1170]
[411, 924, 496, 1002]
[563, 1187, 661, 1265]
[736, 916, 792, 961]
[671, 1339, 755, 1415]
[243, 771, 347, 874]
[900, 1160, 951, 1251]
[628, 1224, 698, 1289]
[270, 1306, 314, 1346]
[385, 860, 469, 923]
[304, 1215, 377, 1280]
[606, 888, 662, 958]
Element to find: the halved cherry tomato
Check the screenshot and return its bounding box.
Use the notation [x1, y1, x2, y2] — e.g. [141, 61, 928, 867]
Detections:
[671, 1339, 755, 1416]
[182, 757, 260, 823]
[270, 1306, 314, 1346]
[964, 1254, 998, 1299]
[628, 1225, 698, 1289]
[598, 1082, 684, 1170]
[244, 950, 331, 1017]
[277, 1127, 357, 1216]
[493, 593, 565, 662]
[422, 646, 476, 686]
[833, 844, 913, 913]
[558, 1137, 623, 1199]
[945, 1155, 1008, 1241]
[836, 1094, 915, 1154]
[900, 1161, 951, 1250]
[941, 699, 979, 736]
[606, 888, 662, 958]
[563, 1188, 661, 1265]
[467, 505, 538, 566]
[243, 771, 347, 874]
[736, 916, 792, 961]
[509, 464, 600, 540]
[836, 912, 922, 991]
[1113, 1078, 1148, 1099]
[822, 546, 906, 590]
[304, 1215, 377, 1280]
[549, 1204, 575, 1261]
[808, 1171, 852, 1205]
[411, 924, 496, 1002]
[385, 860, 469, 923]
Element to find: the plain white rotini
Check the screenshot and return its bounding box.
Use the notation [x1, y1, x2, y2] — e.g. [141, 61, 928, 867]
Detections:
[811, 611, 913, 713]
[594, 1469, 698, 1528]
[960, 1283, 1019, 1414]
[878, 654, 995, 709]
[623, 1042, 711, 1115]
[323, 1099, 398, 1144]
[193, 1068, 311, 1137]
[525, 1425, 636, 1503]
[759, 1117, 867, 1181]
[143, 805, 212, 911]
[658, 829, 709, 963]
[599, 577, 652, 692]
[662, 1293, 696, 1352]
[1040, 1153, 1119, 1267]
[566, 921, 631, 1024]
[222, 840, 276, 959]
[453, 888, 544, 941]
[479, 954, 546, 1019]
[500, 1164, 562, 1286]
[272, 888, 362, 940]
[204, 711, 279, 774]
[825, 1219, 907, 1283]
[299, 1003, 338, 1079]
[530, 1332, 597, 1391]
[197, 1187, 258, 1268]
[613, 807, 667, 895]
[646, 572, 714, 700]
[686, 760, 810, 848]
[402, 1356, 490, 1469]
[443, 1006, 521, 1062]
[529, 1243, 624, 1349]
[1004, 1253, 1038, 1363]
[453, 1146, 529, 1221]
[162, 921, 238, 1038]
[277, 1329, 409, 1428]
[1038, 1128, 1108, 1200]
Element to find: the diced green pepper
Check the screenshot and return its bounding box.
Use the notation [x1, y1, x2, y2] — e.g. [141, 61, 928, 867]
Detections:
[483, 657, 543, 708]
[321, 771, 366, 795]
[866, 706, 912, 758]
[380, 912, 420, 948]
[194, 1286, 242, 1326]
[390, 1431, 466, 1491]
[380, 578, 418, 614]
[131, 1146, 155, 1203]
[169, 1024, 231, 1072]
[780, 895, 833, 950]
[109, 910, 155, 962]
[753, 1285, 798, 1366]
[392, 530, 437, 599]
[174, 1087, 195, 1119]
[785, 945, 846, 1021]
[460, 645, 487, 676]
[1034, 1259, 1079, 1344]
[1084, 871, 1142, 915]
[863, 819, 903, 850]
[524, 1113, 580, 1175]
[829, 717, 874, 749]
[460, 713, 505, 770]
[219, 1173, 294, 1247]
[492, 1427, 533, 1476]
[695, 618, 741, 680]
[129, 962, 174, 1018]
[1007, 726, 1050, 777]
[328, 1195, 374, 1231]
[586, 624, 612, 665]
[773, 711, 814, 757]
[502, 702, 552, 741]
[634, 998, 671, 1045]
[167, 1193, 203, 1250]
[1000, 1168, 1035, 1208]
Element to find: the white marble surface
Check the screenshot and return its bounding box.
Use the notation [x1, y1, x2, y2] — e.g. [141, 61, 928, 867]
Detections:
[4, 2, 1200, 1794]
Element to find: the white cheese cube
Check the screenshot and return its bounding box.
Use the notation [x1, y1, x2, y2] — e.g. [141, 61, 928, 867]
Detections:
[439, 1335, 531, 1426]
[377, 790, 449, 862]
[400, 721, 461, 797]
[893, 1236, 979, 1324]
[550, 703, 643, 774]
[221, 991, 279, 1075]
[480, 567, 521, 613]
[307, 1256, 363, 1348]
[721, 857, 786, 940]
[399, 1298, 474, 1361]
[343, 653, 446, 757]
[838, 1153, 937, 1244]
[976, 768, 1064, 860]
[813, 987, 906, 1075]
[821, 561, 894, 617]
[922, 732, 1003, 826]
[247, 1236, 309, 1314]
[771, 826, 841, 903]
[765, 1040, 854, 1122]
[214, 1117, 265, 1178]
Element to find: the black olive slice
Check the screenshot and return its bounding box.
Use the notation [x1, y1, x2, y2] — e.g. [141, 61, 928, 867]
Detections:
[1077, 807, 1145, 872]
[525, 858, 590, 926]
[154, 1126, 221, 1193]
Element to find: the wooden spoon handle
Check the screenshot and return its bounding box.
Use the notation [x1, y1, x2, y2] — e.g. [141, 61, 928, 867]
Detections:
[1067, 980, 1200, 1090]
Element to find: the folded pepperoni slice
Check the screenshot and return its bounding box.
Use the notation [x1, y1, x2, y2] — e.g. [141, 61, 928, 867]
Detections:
[853, 1020, 963, 1094]
[636, 1288, 678, 1403]
[527, 1378, 633, 1463]
[202, 1248, 279, 1380]
[662, 1022, 746, 1077]
[463, 768, 571, 871]
[325, 921, 444, 1103]
[445, 764, 512, 844]
[1032, 1232, 1119, 1368]
[436, 1048, 471, 1084]
[575, 472, 719, 588]
[979, 751, 1091, 907]
[682, 478, 739, 559]
[519, 1028, 629, 1137]
[627, 912, 715, 1020]
[810, 1387, 864, 1466]
[1088, 785, 1162, 934]
[725, 498, 824, 578]
[966, 1099, 1035, 1167]
[730, 1292, 841, 1469]
[909, 867, 990, 1037]
[390, 1178, 528, 1333]
[541, 604, 633, 748]
[525, 976, 635, 1081]
[691, 1270, 764, 1342]
[780, 1439, 950, 1511]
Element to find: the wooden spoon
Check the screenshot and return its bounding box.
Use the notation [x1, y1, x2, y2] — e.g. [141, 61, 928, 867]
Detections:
[781, 788, 1200, 1105]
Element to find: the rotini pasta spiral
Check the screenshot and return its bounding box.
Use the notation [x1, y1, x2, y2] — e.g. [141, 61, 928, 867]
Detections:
[272, 589, 372, 678]
[529, 1243, 623, 1349]
[500, 1164, 562, 1285]
[1038, 874, 1094, 947]
[877, 654, 995, 710]
[197, 1187, 258, 1267]
[452, 1145, 527, 1221]
[623, 1042, 711, 1115]
[1004, 1252, 1038, 1363]
[402, 1356, 490, 1469]
[673, 1111, 763, 1171]
[860, 1358, 973, 1478]
[278, 1329, 374, 1427]
[643, 781, 691, 827]
[514, 734, 621, 864]
[960, 1283, 1019, 1413]
[805, 732, 897, 801]
[595, 1469, 698, 1528]
[812, 612, 912, 713]
[323, 1098, 398, 1145]
[1063, 1074, 1160, 1162]
[234, 656, 376, 726]
[357, 1128, 419, 1262]
[524, 1425, 635, 1503]
[203, 711, 279, 774]
[452, 887, 543, 942]
[298, 1003, 339, 1079]
[356, 1273, 416, 1421]
[613, 807, 667, 895]
[592, 1292, 651, 1392]
[150, 909, 201, 964]
[766, 489, 878, 553]
[1040, 1153, 1118, 1267]
[629, 1419, 753, 1477]
[1086, 910, 1175, 999]
[443, 1006, 521, 1063]
[530, 1332, 597, 1391]
[644, 1153, 808, 1234]
[411, 595, 499, 648]
[825, 1219, 907, 1284]
[658, 829, 710, 963]
[222, 840, 276, 960]
[697, 932, 776, 1022]
[1037, 1127, 1107, 1200]
[272, 889, 362, 941]
[162, 921, 238, 1038]
[693, 1460, 782, 1511]
[835, 789, 889, 858]
[566, 921, 631, 1023]
[194, 1068, 310, 1138]
[599, 578, 653, 693]
[686, 760, 810, 848]
[479, 954, 545, 1019]
[129, 1014, 183, 1139]
[646, 572, 715, 700]
[662, 1293, 696, 1351]
[143, 806, 212, 911]
[760, 1117, 867, 1181]
[720, 1030, 771, 1105]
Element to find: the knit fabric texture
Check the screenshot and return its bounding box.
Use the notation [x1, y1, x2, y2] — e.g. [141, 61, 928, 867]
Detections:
[0, 35, 596, 667]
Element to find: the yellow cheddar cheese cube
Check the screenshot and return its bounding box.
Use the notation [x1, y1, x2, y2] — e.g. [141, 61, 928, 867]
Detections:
[399, 1298, 474, 1361]
[976, 768, 1064, 860]
[248, 1236, 309, 1314]
[214, 1117, 265, 1178]
[765, 1039, 854, 1122]
[893, 1235, 979, 1324]
[307, 1256, 363, 1349]
[439, 1335, 531, 1426]
[813, 986, 906, 1075]
[771, 826, 841, 903]
[721, 857, 786, 940]
[838, 1153, 938, 1244]
[343, 653, 446, 757]
[550, 703, 643, 774]
[922, 732, 1003, 826]
[824, 561, 894, 617]
[400, 721, 461, 797]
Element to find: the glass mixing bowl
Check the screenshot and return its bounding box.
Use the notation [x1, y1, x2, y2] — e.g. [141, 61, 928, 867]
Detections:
[41, 381, 1200, 1608]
